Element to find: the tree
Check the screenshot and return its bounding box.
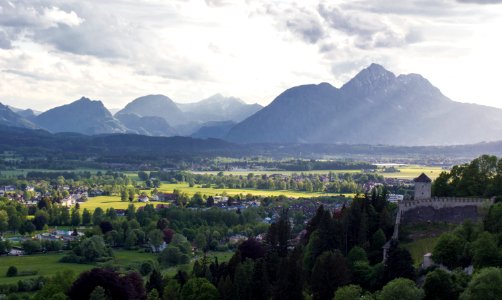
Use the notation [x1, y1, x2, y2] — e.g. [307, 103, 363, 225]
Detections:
[140, 261, 154, 276]
[384, 240, 416, 283]
[148, 229, 164, 252]
[432, 233, 465, 269]
[460, 267, 502, 300]
[6, 266, 17, 277]
[311, 251, 351, 300]
[22, 239, 42, 254]
[68, 268, 146, 300]
[89, 286, 109, 300]
[61, 207, 70, 225]
[71, 208, 80, 226]
[82, 209, 92, 225]
[146, 269, 164, 297]
[0, 240, 12, 254]
[93, 207, 104, 226]
[180, 278, 219, 300]
[163, 279, 181, 300]
[472, 232, 501, 268]
[33, 210, 49, 230]
[334, 285, 364, 300]
[378, 278, 424, 300]
[0, 210, 9, 233]
[423, 269, 457, 300]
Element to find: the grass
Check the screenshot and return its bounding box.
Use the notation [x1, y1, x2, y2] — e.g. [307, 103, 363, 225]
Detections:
[0, 168, 104, 177]
[0, 250, 158, 285]
[0, 250, 233, 285]
[0, 253, 94, 284]
[402, 236, 440, 266]
[377, 165, 445, 180]
[163, 251, 234, 277]
[79, 196, 149, 212]
[193, 165, 445, 180]
[158, 182, 354, 199]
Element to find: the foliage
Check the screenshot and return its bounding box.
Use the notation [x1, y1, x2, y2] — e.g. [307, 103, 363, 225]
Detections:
[6, 266, 17, 277]
[460, 267, 502, 300]
[377, 278, 424, 300]
[180, 278, 219, 300]
[68, 268, 146, 300]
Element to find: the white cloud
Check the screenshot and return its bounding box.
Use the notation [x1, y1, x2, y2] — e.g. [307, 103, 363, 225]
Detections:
[0, 0, 501, 111]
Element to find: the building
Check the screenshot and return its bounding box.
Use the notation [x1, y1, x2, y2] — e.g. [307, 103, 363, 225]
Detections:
[387, 194, 404, 203]
[413, 173, 432, 200]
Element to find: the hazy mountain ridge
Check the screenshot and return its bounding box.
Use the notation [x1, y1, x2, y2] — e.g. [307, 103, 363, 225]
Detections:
[34, 97, 127, 135]
[115, 113, 178, 137]
[191, 121, 237, 139]
[0, 103, 39, 129]
[115, 95, 187, 126]
[226, 64, 502, 145]
[177, 94, 263, 123]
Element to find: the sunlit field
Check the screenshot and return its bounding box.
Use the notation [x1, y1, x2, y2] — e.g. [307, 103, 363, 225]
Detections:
[79, 196, 149, 211]
[193, 165, 445, 180]
[158, 182, 354, 199]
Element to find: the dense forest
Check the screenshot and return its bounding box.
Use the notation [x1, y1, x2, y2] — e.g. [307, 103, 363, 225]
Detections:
[433, 155, 502, 198]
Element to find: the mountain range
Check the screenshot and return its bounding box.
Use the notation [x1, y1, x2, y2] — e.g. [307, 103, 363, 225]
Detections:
[227, 64, 502, 145]
[0, 94, 261, 137]
[2, 63, 502, 145]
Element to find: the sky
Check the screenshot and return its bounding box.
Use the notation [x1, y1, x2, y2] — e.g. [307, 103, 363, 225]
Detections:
[0, 0, 502, 111]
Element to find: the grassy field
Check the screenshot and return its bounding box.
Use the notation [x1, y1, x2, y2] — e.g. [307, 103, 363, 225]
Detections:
[0, 253, 94, 284]
[0, 168, 104, 177]
[0, 250, 232, 285]
[402, 236, 440, 266]
[79, 196, 150, 211]
[0, 250, 158, 285]
[377, 165, 445, 180]
[158, 182, 354, 199]
[163, 251, 234, 277]
[193, 165, 445, 180]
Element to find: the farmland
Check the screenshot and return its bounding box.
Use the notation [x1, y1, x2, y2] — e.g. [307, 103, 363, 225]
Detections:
[192, 164, 445, 180]
[158, 182, 353, 198]
[79, 196, 150, 211]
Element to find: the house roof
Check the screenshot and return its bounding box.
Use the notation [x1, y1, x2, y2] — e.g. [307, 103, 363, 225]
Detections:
[414, 173, 432, 183]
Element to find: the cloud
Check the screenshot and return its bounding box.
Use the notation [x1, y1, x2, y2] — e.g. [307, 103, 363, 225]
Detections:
[0, 30, 11, 49]
[317, 3, 415, 49]
[457, 0, 502, 4]
[284, 8, 325, 44]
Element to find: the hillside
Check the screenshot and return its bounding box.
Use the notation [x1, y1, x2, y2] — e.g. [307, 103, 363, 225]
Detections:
[177, 94, 262, 123]
[226, 64, 502, 145]
[0, 103, 38, 129]
[115, 94, 186, 126]
[34, 97, 127, 135]
[115, 113, 178, 137]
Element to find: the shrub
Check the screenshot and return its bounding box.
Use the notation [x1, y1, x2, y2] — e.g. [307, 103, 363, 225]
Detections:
[6, 266, 18, 277]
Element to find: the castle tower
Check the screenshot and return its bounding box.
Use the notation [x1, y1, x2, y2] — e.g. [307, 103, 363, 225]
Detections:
[413, 173, 432, 200]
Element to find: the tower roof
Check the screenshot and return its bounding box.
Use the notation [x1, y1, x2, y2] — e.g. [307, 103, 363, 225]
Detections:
[414, 173, 432, 183]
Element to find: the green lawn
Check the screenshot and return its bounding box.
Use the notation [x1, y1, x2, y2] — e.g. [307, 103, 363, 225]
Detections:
[402, 236, 440, 266]
[0, 253, 94, 284]
[0, 250, 158, 285]
[0, 250, 232, 284]
[79, 196, 149, 212]
[159, 182, 353, 199]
